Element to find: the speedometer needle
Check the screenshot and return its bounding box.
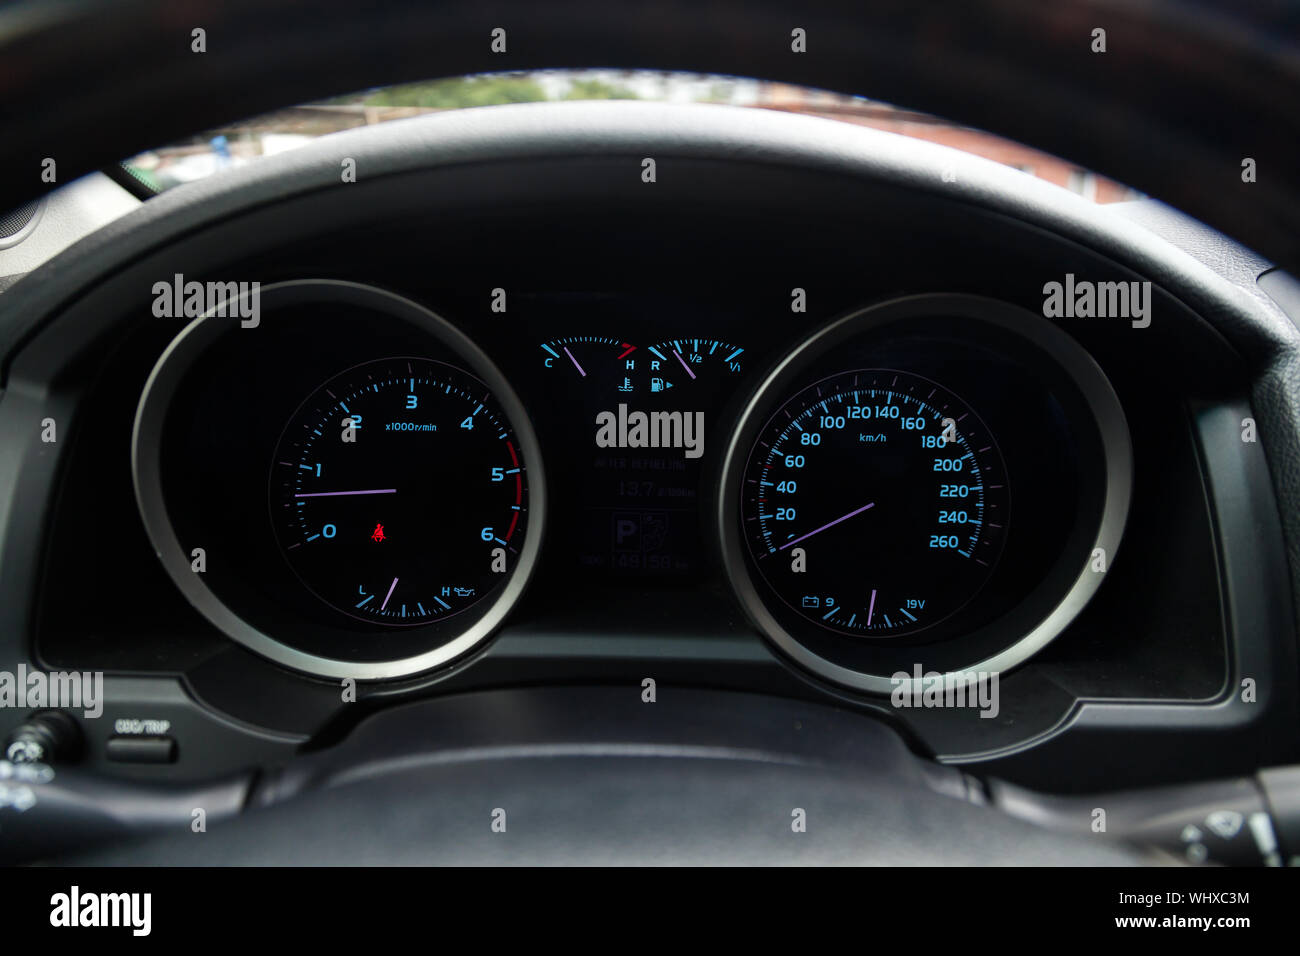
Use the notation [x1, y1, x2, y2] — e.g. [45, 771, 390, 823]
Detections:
[778, 501, 875, 550]
[294, 488, 397, 498]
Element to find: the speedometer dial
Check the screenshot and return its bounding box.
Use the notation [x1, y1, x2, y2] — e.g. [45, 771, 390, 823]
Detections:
[740, 369, 1008, 637]
[270, 356, 531, 627]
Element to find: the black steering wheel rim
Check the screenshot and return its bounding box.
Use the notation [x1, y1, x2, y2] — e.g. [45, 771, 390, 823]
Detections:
[1, 0, 1298, 271]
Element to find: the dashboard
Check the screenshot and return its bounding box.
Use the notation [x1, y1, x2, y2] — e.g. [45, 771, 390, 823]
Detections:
[124, 277, 1126, 695]
[2, 101, 1298, 865]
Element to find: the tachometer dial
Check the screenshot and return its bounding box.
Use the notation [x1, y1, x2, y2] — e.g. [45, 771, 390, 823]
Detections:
[739, 369, 1008, 637]
[271, 357, 531, 626]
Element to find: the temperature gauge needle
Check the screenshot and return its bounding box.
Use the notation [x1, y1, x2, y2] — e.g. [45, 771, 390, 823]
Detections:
[562, 346, 587, 377]
[778, 501, 875, 550]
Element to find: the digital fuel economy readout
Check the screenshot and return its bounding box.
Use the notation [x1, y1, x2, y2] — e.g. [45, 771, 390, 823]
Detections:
[270, 357, 532, 626]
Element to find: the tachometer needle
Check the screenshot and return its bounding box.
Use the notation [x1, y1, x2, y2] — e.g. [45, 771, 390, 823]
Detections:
[380, 577, 399, 611]
[294, 488, 397, 498]
[778, 501, 875, 550]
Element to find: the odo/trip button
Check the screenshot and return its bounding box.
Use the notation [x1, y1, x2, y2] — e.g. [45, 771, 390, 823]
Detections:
[106, 735, 177, 764]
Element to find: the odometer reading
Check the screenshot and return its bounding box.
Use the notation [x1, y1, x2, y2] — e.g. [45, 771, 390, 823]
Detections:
[740, 369, 1008, 637]
[271, 357, 530, 627]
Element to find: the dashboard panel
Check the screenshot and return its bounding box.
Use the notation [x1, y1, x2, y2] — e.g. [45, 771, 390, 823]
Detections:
[123, 278, 1129, 693]
[7, 104, 1292, 801]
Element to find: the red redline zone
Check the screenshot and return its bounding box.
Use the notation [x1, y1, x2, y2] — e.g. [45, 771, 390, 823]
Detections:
[506, 440, 522, 541]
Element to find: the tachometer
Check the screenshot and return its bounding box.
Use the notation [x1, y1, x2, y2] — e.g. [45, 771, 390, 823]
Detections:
[271, 357, 531, 626]
[133, 279, 547, 680]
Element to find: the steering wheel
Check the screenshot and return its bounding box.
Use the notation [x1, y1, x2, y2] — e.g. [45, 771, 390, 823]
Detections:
[3, 0, 1297, 272]
[2, 0, 1297, 865]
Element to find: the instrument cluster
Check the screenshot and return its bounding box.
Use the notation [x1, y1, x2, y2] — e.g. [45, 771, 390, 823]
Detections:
[130, 280, 1130, 692]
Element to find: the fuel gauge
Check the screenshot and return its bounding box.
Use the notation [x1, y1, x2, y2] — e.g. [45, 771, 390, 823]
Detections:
[645, 338, 744, 394]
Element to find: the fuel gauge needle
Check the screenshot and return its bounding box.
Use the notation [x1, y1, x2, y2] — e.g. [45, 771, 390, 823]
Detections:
[672, 349, 697, 380]
[778, 501, 875, 550]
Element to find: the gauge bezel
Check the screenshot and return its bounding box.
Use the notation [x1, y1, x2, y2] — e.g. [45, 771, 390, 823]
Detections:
[132, 279, 546, 680]
[716, 293, 1132, 694]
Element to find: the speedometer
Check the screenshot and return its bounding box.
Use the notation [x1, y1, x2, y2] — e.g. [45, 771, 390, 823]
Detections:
[718, 294, 1131, 695]
[740, 369, 1009, 637]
